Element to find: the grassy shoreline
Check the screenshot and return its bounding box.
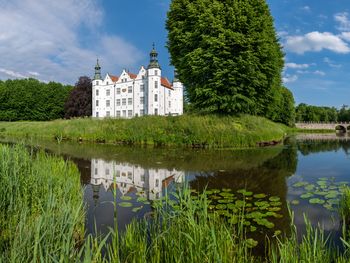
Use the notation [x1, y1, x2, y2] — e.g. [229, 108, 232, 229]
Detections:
[0, 114, 288, 148]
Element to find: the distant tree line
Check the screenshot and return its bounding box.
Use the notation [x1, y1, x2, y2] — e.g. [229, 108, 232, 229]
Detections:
[295, 103, 350, 122]
[0, 77, 92, 121]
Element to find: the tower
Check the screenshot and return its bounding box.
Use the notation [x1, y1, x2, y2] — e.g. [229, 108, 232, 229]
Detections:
[172, 69, 184, 115]
[147, 44, 163, 115]
[94, 59, 102, 80]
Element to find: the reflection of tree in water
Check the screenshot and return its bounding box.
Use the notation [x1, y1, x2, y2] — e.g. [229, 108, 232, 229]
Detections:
[189, 147, 298, 255]
[297, 139, 350, 156]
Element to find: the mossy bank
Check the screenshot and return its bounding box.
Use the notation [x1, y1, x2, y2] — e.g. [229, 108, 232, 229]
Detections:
[0, 114, 288, 148]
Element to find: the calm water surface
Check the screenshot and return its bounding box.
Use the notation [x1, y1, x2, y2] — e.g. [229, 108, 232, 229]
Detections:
[2, 134, 350, 247]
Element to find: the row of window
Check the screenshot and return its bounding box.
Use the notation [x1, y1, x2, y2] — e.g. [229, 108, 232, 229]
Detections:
[95, 108, 160, 118]
[95, 83, 163, 97]
[96, 94, 161, 107]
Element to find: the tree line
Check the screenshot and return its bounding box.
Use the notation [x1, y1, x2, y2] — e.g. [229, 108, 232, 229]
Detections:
[0, 77, 92, 121]
[295, 103, 350, 123]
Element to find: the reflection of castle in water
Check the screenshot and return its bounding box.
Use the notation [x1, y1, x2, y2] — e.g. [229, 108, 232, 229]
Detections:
[90, 159, 185, 200]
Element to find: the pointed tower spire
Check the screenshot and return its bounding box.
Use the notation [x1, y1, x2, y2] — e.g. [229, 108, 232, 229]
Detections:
[94, 58, 102, 80]
[147, 43, 161, 69]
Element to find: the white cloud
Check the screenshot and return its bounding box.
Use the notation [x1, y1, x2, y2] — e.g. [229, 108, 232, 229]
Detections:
[314, 70, 325, 76]
[0, 68, 27, 78]
[301, 6, 310, 12]
[284, 31, 350, 54]
[283, 74, 298, 83]
[323, 57, 342, 68]
[340, 32, 350, 42]
[0, 0, 144, 84]
[334, 12, 350, 31]
[285, 62, 309, 69]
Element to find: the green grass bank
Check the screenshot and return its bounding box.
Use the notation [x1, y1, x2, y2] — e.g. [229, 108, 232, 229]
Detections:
[0, 114, 288, 148]
[0, 144, 85, 261]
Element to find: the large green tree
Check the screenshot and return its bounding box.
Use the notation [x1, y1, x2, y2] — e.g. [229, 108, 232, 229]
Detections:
[166, 0, 289, 118]
[0, 78, 72, 121]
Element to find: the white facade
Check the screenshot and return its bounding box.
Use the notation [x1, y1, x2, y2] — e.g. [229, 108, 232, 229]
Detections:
[92, 47, 183, 118]
[90, 159, 185, 200]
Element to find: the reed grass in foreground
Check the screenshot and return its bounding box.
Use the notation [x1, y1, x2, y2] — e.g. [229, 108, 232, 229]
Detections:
[0, 144, 85, 262]
[0, 114, 288, 148]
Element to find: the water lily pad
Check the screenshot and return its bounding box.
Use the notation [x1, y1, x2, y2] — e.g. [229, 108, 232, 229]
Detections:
[291, 200, 300, 205]
[318, 177, 328, 181]
[229, 216, 238, 224]
[273, 230, 282, 237]
[309, 198, 325, 204]
[208, 205, 216, 210]
[216, 204, 227, 210]
[300, 193, 314, 199]
[132, 206, 143, 212]
[222, 188, 232, 192]
[325, 191, 339, 199]
[270, 201, 282, 207]
[323, 203, 334, 211]
[246, 238, 258, 248]
[211, 189, 221, 194]
[219, 192, 235, 198]
[235, 200, 246, 207]
[317, 181, 328, 187]
[243, 191, 253, 196]
[254, 218, 275, 228]
[269, 196, 280, 202]
[204, 190, 213, 195]
[304, 184, 315, 191]
[253, 193, 267, 199]
[314, 191, 328, 196]
[250, 225, 257, 232]
[119, 202, 133, 207]
[268, 207, 281, 212]
[137, 196, 148, 202]
[217, 199, 234, 204]
[120, 195, 132, 201]
[327, 199, 339, 205]
[293, 182, 309, 188]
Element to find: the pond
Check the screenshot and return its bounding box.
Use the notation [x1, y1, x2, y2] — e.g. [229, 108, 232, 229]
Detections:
[1, 133, 350, 250]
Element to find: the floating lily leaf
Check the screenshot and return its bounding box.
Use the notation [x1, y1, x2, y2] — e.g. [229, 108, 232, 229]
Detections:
[204, 190, 213, 195]
[210, 195, 222, 200]
[120, 195, 132, 201]
[325, 191, 339, 199]
[318, 177, 328, 181]
[327, 199, 339, 205]
[208, 205, 216, 210]
[314, 191, 328, 196]
[268, 207, 281, 212]
[305, 184, 315, 191]
[269, 196, 281, 202]
[235, 200, 246, 207]
[222, 188, 232, 192]
[137, 197, 148, 202]
[323, 203, 334, 211]
[119, 202, 133, 207]
[254, 218, 275, 229]
[217, 199, 234, 204]
[246, 238, 258, 248]
[216, 204, 227, 210]
[270, 201, 282, 207]
[254, 201, 269, 207]
[237, 189, 247, 194]
[291, 200, 300, 205]
[273, 230, 282, 237]
[219, 192, 235, 198]
[309, 198, 325, 205]
[293, 182, 309, 188]
[216, 210, 229, 216]
[243, 191, 253, 196]
[132, 206, 143, 212]
[246, 211, 266, 219]
[243, 221, 251, 226]
[229, 216, 238, 224]
[300, 193, 314, 199]
[253, 193, 267, 199]
[250, 225, 257, 232]
[317, 181, 328, 187]
[227, 203, 237, 211]
[211, 189, 221, 194]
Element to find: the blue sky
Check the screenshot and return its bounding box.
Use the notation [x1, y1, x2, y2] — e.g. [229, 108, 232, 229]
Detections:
[0, 0, 349, 108]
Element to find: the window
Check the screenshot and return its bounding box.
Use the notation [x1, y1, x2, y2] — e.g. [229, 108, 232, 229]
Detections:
[142, 75, 145, 79]
[141, 174, 145, 182]
[168, 101, 171, 108]
[96, 89, 99, 96]
[122, 98, 126, 106]
[95, 168, 98, 175]
[116, 170, 120, 177]
[106, 168, 110, 175]
[140, 84, 144, 92]
[128, 110, 132, 117]
[154, 94, 158, 102]
[168, 90, 171, 96]
[122, 110, 126, 117]
[155, 70, 158, 76]
[96, 81, 99, 85]
[116, 99, 121, 106]
[117, 88, 121, 94]
[96, 112, 99, 117]
[155, 81, 158, 89]
[106, 81, 109, 85]
[106, 100, 110, 107]
[127, 172, 132, 180]
[154, 108, 158, 115]
[128, 86, 132, 93]
[140, 97, 144, 104]
[96, 100, 99, 107]
[106, 89, 110, 96]
[128, 98, 132, 105]
[116, 111, 121, 117]
[106, 111, 110, 117]
[155, 179, 159, 187]
[140, 109, 144, 116]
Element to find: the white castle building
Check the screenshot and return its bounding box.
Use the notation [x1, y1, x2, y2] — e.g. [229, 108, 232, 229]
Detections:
[92, 45, 184, 118]
[90, 159, 185, 201]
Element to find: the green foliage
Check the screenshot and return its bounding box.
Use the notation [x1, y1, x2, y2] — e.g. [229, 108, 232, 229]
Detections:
[0, 114, 288, 148]
[0, 144, 84, 261]
[166, 0, 292, 125]
[0, 78, 72, 121]
[267, 86, 295, 126]
[295, 103, 339, 122]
